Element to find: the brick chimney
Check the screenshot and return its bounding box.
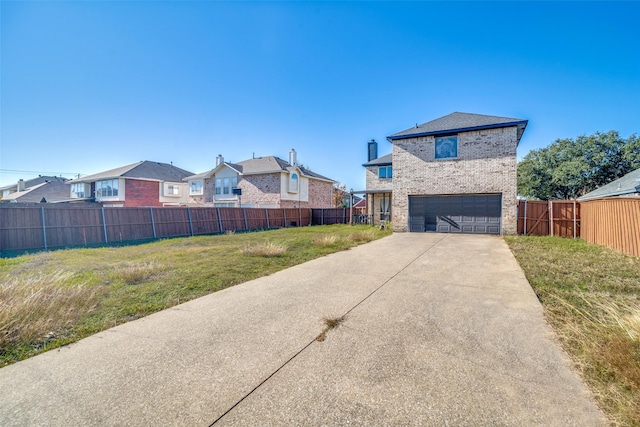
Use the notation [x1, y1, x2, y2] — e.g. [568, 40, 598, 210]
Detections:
[367, 139, 378, 162]
[216, 154, 224, 166]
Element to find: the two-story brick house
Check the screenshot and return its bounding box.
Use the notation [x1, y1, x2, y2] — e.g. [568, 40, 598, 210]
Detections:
[68, 161, 194, 207]
[185, 149, 334, 208]
[364, 112, 527, 234]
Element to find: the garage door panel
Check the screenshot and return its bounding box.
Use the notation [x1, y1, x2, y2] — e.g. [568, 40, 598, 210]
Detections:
[408, 194, 502, 235]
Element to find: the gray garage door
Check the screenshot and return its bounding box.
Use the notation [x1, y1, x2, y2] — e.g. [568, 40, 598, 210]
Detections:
[409, 194, 502, 234]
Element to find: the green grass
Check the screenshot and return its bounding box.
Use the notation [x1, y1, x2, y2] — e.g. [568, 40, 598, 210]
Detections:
[0, 225, 390, 367]
[505, 236, 640, 427]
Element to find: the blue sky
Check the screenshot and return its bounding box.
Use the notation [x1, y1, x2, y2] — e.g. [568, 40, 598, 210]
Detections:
[1, 1, 639, 190]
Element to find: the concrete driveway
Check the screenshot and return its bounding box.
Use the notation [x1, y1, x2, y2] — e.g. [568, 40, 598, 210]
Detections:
[0, 233, 605, 426]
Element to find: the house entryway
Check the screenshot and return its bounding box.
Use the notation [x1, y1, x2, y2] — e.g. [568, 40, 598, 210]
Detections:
[408, 194, 502, 234]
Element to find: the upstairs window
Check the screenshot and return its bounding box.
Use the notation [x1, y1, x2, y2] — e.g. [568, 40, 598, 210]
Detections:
[167, 185, 179, 196]
[216, 176, 238, 196]
[289, 172, 299, 193]
[190, 180, 203, 195]
[435, 136, 458, 159]
[378, 166, 392, 179]
[71, 183, 85, 198]
[96, 179, 119, 197]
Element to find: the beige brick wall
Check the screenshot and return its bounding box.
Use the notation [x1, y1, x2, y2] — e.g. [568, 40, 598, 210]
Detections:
[364, 166, 393, 224]
[391, 126, 519, 234]
[239, 174, 282, 207]
[307, 179, 333, 208]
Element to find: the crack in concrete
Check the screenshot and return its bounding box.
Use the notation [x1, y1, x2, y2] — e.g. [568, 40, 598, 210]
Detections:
[209, 234, 448, 426]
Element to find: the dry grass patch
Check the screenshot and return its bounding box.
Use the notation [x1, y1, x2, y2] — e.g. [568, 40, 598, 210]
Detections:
[505, 236, 640, 426]
[112, 261, 162, 285]
[0, 271, 103, 350]
[316, 315, 347, 342]
[313, 234, 341, 247]
[349, 229, 376, 243]
[239, 241, 287, 257]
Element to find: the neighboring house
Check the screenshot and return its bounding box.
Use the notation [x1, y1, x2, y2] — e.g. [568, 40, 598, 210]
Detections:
[185, 149, 334, 208]
[0, 176, 70, 203]
[68, 161, 194, 207]
[578, 167, 640, 201]
[363, 112, 527, 234]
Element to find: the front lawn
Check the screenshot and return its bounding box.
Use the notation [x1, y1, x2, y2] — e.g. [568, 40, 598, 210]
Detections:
[505, 236, 640, 427]
[0, 225, 390, 367]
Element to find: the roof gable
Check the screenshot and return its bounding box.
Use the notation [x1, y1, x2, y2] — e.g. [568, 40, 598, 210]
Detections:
[388, 112, 528, 142]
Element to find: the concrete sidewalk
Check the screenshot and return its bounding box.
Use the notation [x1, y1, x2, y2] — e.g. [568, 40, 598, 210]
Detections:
[0, 234, 605, 426]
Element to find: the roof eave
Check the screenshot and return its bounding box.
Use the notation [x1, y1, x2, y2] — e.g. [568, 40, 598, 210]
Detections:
[387, 120, 529, 142]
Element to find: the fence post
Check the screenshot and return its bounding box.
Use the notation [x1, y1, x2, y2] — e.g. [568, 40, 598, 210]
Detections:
[41, 206, 48, 249]
[101, 206, 108, 243]
[216, 208, 223, 232]
[265, 208, 270, 229]
[343, 208, 346, 224]
[573, 200, 577, 239]
[187, 206, 194, 236]
[243, 208, 248, 231]
[523, 200, 528, 236]
[321, 209, 324, 225]
[299, 208, 302, 228]
[283, 209, 287, 227]
[150, 207, 157, 239]
[549, 201, 554, 237]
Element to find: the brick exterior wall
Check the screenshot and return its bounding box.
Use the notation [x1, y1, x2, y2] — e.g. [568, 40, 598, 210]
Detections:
[123, 179, 161, 207]
[365, 166, 393, 224]
[239, 174, 282, 207]
[391, 126, 519, 234]
[306, 179, 333, 208]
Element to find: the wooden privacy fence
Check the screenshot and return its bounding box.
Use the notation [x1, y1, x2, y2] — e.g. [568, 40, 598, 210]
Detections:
[517, 200, 580, 238]
[0, 205, 350, 254]
[580, 198, 640, 258]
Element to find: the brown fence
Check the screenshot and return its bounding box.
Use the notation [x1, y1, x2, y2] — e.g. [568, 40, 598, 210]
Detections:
[580, 198, 640, 258]
[0, 205, 350, 254]
[517, 200, 580, 238]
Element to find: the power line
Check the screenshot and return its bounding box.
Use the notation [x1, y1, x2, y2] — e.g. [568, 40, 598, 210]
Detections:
[0, 169, 83, 176]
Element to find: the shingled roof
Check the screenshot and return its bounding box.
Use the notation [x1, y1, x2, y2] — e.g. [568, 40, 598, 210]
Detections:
[388, 112, 528, 143]
[362, 153, 392, 167]
[186, 156, 333, 182]
[578, 168, 640, 201]
[69, 161, 193, 183]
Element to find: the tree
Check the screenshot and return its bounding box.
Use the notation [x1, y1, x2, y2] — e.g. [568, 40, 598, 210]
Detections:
[332, 183, 349, 208]
[517, 131, 640, 200]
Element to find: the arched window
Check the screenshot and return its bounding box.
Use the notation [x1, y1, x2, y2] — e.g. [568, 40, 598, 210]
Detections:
[289, 172, 299, 193]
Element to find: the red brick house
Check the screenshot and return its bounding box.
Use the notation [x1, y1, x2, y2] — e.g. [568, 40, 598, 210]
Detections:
[68, 161, 194, 207]
[185, 149, 334, 208]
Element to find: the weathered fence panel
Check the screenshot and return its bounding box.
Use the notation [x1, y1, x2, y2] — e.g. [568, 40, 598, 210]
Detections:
[311, 208, 349, 225]
[517, 200, 580, 238]
[581, 198, 640, 258]
[265, 209, 285, 228]
[189, 207, 221, 235]
[152, 208, 191, 238]
[104, 208, 155, 242]
[0, 206, 46, 251]
[0, 205, 352, 254]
